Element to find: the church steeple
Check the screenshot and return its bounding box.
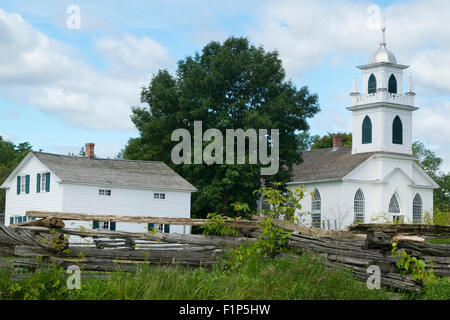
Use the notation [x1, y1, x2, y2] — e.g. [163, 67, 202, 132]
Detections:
[347, 25, 418, 156]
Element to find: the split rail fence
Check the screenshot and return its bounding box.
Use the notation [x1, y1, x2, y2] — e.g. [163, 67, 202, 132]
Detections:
[0, 210, 448, 293]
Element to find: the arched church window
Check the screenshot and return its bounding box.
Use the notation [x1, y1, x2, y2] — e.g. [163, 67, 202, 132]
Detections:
[392, 116, 403, 144]
[368, 74, 377, 94]
[311, 188, 321, 228]
[413, 193, 423, 223]
[388, 74, 397, 94]
[362, 116, 372, 144]
[354, 189, 365, 223]
[389, 194, 400, 213]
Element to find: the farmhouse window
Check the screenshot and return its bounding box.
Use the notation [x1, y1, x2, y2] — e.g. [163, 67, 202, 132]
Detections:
[17, 175, 30, 194]
[38, 172, 50, 192]
[154, 193, 166, 200]
[93, 221, 115, 230]
[99, 189, 111, 196]
[93, 221, 109, 229]
[157, 224, 170, 233]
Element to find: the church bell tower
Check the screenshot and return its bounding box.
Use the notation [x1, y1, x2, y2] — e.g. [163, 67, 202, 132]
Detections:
[347, 25, 418, 155]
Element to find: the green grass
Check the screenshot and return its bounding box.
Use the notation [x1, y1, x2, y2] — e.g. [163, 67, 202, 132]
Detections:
[0, 250, 448, 300]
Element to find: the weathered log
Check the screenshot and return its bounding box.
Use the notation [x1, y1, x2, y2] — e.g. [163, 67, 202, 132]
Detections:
[14, 245, 219, 268]
[17, 217, 65, 228]
[26, 211, 260, 229]
[365, 231, 450, 257]
[14, 226, 255, 247]
[349, 223, 450, 237]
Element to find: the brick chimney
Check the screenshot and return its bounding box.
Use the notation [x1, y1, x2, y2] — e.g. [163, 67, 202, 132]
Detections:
[332, 135, 343, 149]
[85, 143, 95, 158]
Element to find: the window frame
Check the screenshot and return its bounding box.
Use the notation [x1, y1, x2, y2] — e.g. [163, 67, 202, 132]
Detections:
[154, 193, 166, 200]
[98, 189, 112, 196]
[368, 73, 377, 94]
[412, 193, 423, 223]
[362, 115, 372, 144]
[392, 115, 403, 145]
[20, 175, 27, 193]
[388, 74, 397, 94]
[389, 194, 400, 213]
[41, 172, 47, 192]
[311, 189, 321, 228]
[353, 189, 365, 223]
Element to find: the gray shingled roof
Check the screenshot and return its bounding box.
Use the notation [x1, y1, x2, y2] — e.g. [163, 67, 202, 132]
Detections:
[32, 152, 197, 192]
[291, 146, 374, 183]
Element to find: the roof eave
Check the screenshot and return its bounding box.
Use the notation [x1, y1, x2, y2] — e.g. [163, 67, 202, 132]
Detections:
[59, 180, 197, 192]
[346, 102, 418, 112]
[356, 62, 409, 69]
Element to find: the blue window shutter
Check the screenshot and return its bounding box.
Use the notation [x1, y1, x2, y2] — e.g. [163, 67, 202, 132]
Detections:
[45, 172, 50, 192]
[148, 223, 154, 231]
[25, 175, 30, 194]
[164, 224, 170, 233]
[23, 216, 27, 222]
[10, 217, 13, 225]
[93, 221, 99, 229]
[110, 222, 116, 231]
[18, 216, 22, 223]
[36, 173, 41, 193]
[17, 176, 21, 195]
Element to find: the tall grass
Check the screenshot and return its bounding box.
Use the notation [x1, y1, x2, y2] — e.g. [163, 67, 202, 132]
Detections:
[0, 250, 448, 300]
[0, 252, 396, 300]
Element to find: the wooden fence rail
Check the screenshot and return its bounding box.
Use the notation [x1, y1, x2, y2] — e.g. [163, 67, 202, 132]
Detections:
[0, 212, 448, 293]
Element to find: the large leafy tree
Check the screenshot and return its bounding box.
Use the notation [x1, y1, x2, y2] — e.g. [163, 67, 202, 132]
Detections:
[412, 141, 449, 212]
[0, 137, 32, 213]
[123, 37, 320, 218]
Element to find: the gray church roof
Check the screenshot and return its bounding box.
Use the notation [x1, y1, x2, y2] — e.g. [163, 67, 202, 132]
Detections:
[32, 152, 197, 192]
[291, 146, 374, 183]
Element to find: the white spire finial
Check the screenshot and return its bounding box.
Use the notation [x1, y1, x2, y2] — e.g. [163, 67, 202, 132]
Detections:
[380, 18, 387, 46]
[408, 72, 413, 92]
[352, 75, 358, 93]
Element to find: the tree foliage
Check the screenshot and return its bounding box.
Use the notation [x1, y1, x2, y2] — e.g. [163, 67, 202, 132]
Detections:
[412, 141, 449, 212]
[0, 137, 32, 213]
[123, 37, 320, 218]
[310, 132, 352, 149]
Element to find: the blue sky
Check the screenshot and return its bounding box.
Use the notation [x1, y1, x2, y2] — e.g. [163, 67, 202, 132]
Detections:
[0, 0, 449, 172]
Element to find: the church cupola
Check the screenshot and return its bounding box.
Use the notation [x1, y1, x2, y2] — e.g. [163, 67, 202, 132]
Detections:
[347, 25, 418, 156]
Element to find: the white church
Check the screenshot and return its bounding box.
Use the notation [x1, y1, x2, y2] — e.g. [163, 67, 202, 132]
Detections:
[289, 27, 439, 229]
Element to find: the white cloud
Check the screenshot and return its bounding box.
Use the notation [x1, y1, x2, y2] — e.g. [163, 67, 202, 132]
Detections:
[95, 35, 172, 77]
[249, 0, 450, 170]
[0, 9, 172, 130]
[250, 0, 450, 89]
[0, 132, 15, 141]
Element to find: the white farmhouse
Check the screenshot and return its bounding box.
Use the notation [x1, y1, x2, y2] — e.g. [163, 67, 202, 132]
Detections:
[289, 27, 439, 229]
[0, 143, 197, 236]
